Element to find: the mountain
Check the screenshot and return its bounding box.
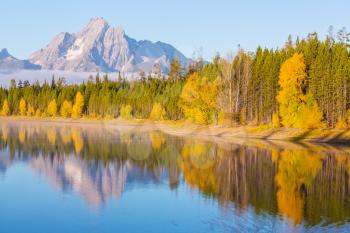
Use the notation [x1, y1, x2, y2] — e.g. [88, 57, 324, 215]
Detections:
[29, 17, 189, 73]
[0, 48, 40, 70]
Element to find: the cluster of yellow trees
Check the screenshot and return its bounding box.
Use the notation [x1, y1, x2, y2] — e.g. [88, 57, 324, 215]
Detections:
[276, 53, 350, 129]
[176, 53, 326, 128]
[1, 92, 84, 118]
[276, 53, 324, 129]
[119, 102, 167, 121]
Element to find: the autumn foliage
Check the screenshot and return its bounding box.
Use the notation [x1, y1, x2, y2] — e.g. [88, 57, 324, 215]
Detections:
[149, 102, 166, 121]
[120, 105, 132, 120]
[47, 99, 57, 117]
[60, 100, 73, 118]
[72, 92, 84, 118]
[277, 53, 323, 129]
[19, 98, 26, 116]
[1, 100, 10, 116]
[179, 73, 219, 124]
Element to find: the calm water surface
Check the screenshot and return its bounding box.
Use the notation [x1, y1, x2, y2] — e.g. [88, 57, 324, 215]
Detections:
[1, 121, 350, 233]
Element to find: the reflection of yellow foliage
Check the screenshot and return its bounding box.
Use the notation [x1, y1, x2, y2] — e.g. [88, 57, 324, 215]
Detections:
[19, 129, 26, 143]
[275, 149, 324, 224]
[47, 128, 57, 145]
[60, 128, 71, 145]
[127, 134, 151, 161]
[335, 154, 348, 166]
[149, 132, 165, 151]
[346, 161, 350, 178]
[182, 141, 216, 169]
[271, 149, 279, 162]
[1, 126, 9, 142]
[277, 187, 304, 225]
[179, 140, 218, 194]
[180, 158, 218, 194]
[71, 128, 83, 154]
[120, 132, 132, 145]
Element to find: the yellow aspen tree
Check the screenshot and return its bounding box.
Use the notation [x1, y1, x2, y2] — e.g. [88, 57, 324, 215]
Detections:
[277, 53, 323, 128]
[179, 73, 219, 124]
[346, 109, 350, 126]
[272, 113, 280, 128]
[336, 117, 348, 129]
[47, 99, 57, 117]
[27, 103, 35, 116]
[120, 105, 132, 119]
[1, 100, 10, 116]
[19, 98, 27, 116]
[35, 109, 42, 117]
[60, 100, 73, 118]
[149, 102, 166, 121]
[72, 92, 84, 118]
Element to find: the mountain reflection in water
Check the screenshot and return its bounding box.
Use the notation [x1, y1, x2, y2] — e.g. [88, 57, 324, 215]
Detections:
[1, 121, 350, 232]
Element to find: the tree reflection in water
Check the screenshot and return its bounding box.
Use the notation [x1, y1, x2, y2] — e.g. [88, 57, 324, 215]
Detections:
[1, 121, 350, 227]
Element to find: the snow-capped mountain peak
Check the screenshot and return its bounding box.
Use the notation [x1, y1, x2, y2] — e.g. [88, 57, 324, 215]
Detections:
[29, 18, 189, 73]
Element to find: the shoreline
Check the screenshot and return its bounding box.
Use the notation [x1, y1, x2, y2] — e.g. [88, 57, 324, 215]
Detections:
[1, 116, 350, 144]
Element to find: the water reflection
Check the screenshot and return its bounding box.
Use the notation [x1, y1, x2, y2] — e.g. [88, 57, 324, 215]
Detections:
[1, 121, 350, 230]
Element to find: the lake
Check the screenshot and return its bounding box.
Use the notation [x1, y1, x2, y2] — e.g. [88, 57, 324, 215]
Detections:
[0, 121, 350, 233]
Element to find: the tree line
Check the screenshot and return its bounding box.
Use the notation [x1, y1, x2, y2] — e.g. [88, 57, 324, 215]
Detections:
[1, 29, 350, 128]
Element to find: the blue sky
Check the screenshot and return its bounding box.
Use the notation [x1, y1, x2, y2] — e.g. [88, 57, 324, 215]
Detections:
[1, 0, 349, 60]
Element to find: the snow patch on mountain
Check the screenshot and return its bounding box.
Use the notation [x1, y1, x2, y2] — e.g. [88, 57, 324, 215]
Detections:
[66, 38, 85, 60]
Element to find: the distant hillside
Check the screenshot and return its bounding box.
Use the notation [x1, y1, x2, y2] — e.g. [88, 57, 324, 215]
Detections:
[0, 48, 40, 70]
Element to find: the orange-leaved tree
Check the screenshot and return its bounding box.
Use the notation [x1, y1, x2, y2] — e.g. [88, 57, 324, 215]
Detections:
[277, 53, 323, 128]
